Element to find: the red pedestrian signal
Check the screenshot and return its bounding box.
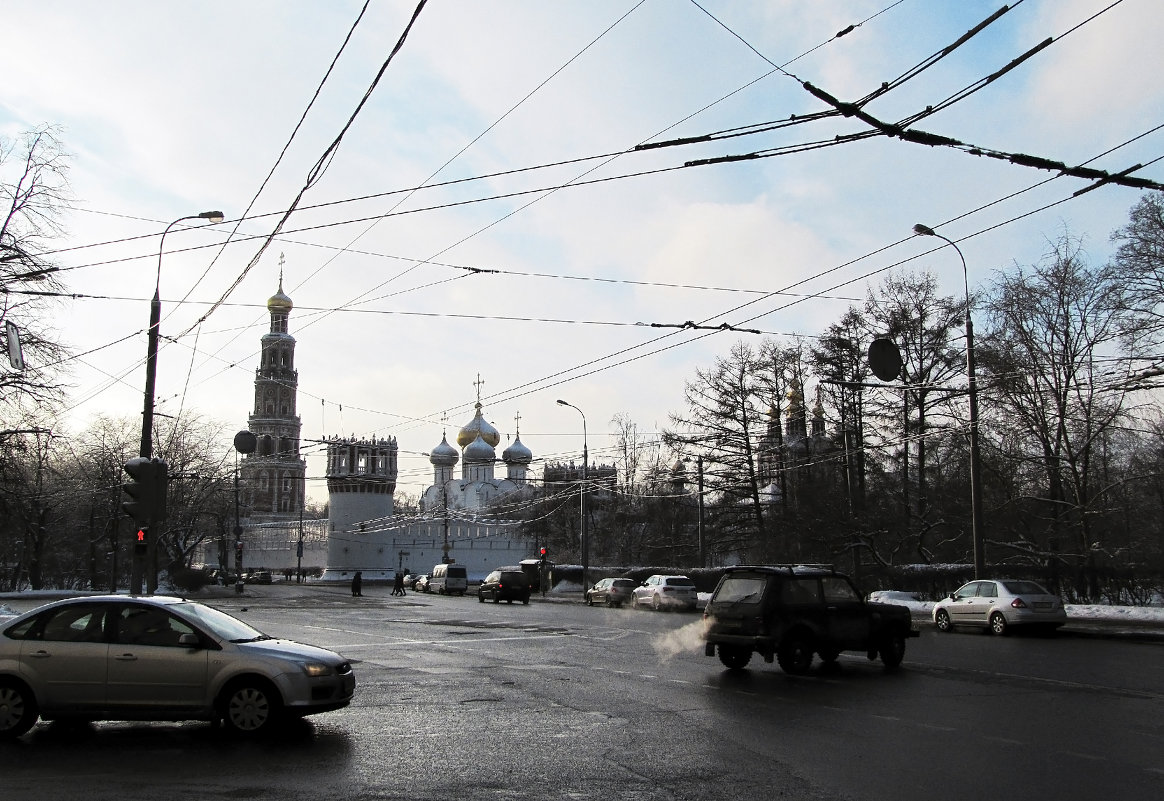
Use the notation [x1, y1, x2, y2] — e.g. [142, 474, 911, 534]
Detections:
[134, 528, 149, 555]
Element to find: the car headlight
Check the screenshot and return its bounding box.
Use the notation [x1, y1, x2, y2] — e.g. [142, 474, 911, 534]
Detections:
[301, 662, 334, 677]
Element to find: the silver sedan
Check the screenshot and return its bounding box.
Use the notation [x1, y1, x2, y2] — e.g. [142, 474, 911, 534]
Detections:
[0, 595, 355, 738]
[932, 579, 1067, 634]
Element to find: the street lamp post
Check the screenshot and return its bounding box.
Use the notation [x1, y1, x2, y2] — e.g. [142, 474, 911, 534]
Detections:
[139, 211, 224, 459]
[913, 223, 986, 579]
[134, 210, 222, 594]
[556, 399, 588, 589]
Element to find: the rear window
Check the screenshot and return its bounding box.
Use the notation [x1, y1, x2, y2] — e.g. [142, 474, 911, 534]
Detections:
[1001, 580, 1050, 595]
[447, 566, 467, 578]
[713, 576, 766, 604]
[500, 572, 525, 582]
[665, 577, 694, 586]
[612, 579, 635, 588]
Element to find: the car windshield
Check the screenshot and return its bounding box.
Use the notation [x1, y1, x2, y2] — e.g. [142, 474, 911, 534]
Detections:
[1002, 580, 1051, 595]
[665, 578, 694, 586]
[171, 601, 268, 643]
[714, 576, 766, 604]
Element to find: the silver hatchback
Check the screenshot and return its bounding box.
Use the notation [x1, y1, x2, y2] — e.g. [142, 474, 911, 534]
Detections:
[0, 595, 355, 738]
[632, 575, 698, 611]
[932, 579, 1067, 635]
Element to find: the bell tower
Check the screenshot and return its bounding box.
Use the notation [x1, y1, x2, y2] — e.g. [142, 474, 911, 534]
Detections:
[240, 256, 306, 523]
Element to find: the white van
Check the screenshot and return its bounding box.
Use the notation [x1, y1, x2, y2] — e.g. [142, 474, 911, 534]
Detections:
[429, 563, 468, 596]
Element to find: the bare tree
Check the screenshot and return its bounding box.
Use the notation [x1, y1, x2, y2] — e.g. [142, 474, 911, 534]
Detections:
[1111, 191, 1164, 346]
[666, 341, 768, 559]
[1, 126, 72, 420]
[983, 233, 1142, 596]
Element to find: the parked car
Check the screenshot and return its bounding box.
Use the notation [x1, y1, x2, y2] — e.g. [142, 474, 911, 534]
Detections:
[477, 569, 530, 604]
[429, 563, 468, 596]
[703, 565, 919, 674]
[632, 575, 698, 611]
[932, 579, 1067, 635]
[413, 574, 431, 593]
[866, 590, 923, 604]
[244, 569, 273, 585]
[0, 594, 355, 739]
[402, 573, 423, 590]
[585, 578, 636, 607]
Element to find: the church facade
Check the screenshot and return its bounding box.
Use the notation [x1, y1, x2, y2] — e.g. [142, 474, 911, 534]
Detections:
[204, 274, 539, 581]
[319, 395, 538, 583]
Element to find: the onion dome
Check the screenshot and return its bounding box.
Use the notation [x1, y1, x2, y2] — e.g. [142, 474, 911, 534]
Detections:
[463, 433, 496, 463]
[502, 435, 533, 465]
[457, 403, 501, 448]
[268, 278, 293, 313]
[429, 434, 459, 467]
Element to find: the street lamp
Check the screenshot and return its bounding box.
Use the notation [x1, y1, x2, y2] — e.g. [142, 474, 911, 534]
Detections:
[139, 210, 224, 459]
[913, 223, 986, 578]
[556, 399, 588, 590]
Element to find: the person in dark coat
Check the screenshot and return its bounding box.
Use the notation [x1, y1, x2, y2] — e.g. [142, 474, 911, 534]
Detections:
[392, 571, 405, 596]
[351, 571, 363, 597]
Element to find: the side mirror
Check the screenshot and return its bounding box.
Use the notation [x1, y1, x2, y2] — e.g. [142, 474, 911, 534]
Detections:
[178, 632, 200, 648]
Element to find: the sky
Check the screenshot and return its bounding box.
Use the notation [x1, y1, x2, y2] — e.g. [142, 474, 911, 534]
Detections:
[3, 0, 1164, 505]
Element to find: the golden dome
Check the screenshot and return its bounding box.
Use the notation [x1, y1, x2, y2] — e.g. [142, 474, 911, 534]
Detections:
[457, 403, 500, 448]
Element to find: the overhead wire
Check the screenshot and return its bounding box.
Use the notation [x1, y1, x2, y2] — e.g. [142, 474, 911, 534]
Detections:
[40, 0, 1159, 484]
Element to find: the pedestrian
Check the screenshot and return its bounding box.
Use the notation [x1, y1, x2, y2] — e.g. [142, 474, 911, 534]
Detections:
[392, 571, 405, 596]
[351, 571, 363, 597]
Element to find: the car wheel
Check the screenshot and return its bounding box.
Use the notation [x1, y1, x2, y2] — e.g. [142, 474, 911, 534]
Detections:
[880, 633, 906, 669]
[221, 678, 282, 734]
[817, 646, 840, 663]
[651, 594, 661, 611]
[493, 595, 500, 604]
[631, 596, 639, 609]
[934, 609, 954, 632]
[522, 598, 529, 605]
[0, 679, 38, 738]
[718, 645, 752, 670]
[586, 594, 593, 607]
[990, 612, 1009, 636]
[478, 593, 484, 603]
[776, 633, 814, 675]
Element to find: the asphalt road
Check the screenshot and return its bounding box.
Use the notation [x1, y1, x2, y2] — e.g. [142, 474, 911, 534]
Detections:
[2, 584, 1162, 801]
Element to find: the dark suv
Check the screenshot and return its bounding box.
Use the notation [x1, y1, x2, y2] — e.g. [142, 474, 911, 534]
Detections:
[703, 565, 918, 675]
[478, 569, 531, 604]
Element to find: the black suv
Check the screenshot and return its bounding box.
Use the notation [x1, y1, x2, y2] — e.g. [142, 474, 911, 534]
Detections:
[703, 565, 918, 674]
[478, 569, 531, 604]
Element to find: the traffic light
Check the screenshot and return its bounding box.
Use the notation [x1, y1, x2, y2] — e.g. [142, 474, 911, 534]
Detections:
[133, 528, 149, 555]
[235, 541, 244, 562]
[121, 457, 169, 526]
[539, 547, 548, 561]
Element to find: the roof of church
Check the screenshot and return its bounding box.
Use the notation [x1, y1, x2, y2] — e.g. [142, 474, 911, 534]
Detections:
[268, 275, 293, 312]
[430, 433, 459, 466]
[502, 435, 532, 464]
[457, 403, 500, 448]
[463, 432, 496, 463]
